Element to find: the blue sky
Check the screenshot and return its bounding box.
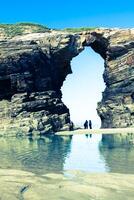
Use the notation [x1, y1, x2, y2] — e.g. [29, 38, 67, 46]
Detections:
[1, 0, 134, 28]
[1, 0, 134, 127]
[62, 47, 104, 128]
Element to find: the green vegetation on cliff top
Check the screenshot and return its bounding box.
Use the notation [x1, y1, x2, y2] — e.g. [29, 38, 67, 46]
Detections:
[63, 27, 97, 32]
[0, 23, 50, 37]
[0, 23, 97, 38]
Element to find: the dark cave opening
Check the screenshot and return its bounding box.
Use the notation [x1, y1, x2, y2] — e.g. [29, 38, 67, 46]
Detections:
[0, 78, 12, 100]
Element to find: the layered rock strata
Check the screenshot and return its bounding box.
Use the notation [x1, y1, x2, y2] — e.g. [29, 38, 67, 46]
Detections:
[0, 25, 134, 134]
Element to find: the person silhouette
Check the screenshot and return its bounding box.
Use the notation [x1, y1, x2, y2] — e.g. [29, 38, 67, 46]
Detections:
[84, 120, 88, 129]
[69, 121, 74, 131]
[89, 120, 92, 129]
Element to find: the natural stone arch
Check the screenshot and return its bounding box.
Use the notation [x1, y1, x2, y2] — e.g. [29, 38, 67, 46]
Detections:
[0, 27, 134, 135]
[61, 35, 107, 127]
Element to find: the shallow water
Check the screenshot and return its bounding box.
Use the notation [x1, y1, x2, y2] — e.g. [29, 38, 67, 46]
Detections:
[0, 133, 134, 175]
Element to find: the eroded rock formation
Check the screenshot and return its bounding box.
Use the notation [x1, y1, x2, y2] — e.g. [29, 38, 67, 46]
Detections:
[0, 25, 134, 134]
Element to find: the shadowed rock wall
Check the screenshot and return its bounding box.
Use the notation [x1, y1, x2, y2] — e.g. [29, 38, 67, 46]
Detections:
[0, 27, 134, 134]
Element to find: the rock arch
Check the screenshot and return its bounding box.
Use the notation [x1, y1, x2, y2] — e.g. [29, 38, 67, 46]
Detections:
[61, 41, 105, 127]
[0, 28, 134, 134]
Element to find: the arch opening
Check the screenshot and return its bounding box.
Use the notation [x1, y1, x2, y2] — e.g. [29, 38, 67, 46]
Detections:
[61, 47, 105, 128]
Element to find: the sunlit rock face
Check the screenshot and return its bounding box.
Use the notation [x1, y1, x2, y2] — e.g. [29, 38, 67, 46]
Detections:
[97, 29, 134, 128]
[0, 26, 134, 134]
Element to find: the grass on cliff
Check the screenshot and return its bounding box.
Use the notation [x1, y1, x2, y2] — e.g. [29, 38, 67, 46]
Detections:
[0, 23, 97, 38]
[0, 23, 50, 37]
[63, 27, 97, 32]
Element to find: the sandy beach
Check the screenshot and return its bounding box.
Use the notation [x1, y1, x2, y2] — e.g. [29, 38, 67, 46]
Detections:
[0, 169, 134, 200]
[56, 127, 134, 136]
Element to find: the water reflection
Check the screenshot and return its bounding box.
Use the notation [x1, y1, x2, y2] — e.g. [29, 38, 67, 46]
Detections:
[64, 134, 107, 172]
[1, 133, 134, 175]
[101, 133, 134, 148]
[0, 135, 72, 174]
[100, 133, 134, 174]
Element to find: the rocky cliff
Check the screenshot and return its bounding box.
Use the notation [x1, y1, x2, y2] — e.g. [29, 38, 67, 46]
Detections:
[0, 24, 134, 135]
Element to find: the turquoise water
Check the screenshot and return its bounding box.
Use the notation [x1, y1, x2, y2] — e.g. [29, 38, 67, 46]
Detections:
[0, 133, 134, 175]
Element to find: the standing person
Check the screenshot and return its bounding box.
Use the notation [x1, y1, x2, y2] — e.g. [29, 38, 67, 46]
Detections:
[69, 121, 74, 131]
[84, 120, 88, 129]
[89, 120, 92, 129]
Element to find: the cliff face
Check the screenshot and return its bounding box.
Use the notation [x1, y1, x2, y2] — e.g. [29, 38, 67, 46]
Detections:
[0, 25, 134, 135]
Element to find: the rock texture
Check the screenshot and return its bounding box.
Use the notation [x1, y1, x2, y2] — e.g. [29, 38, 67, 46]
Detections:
[0, 25, 134, 134]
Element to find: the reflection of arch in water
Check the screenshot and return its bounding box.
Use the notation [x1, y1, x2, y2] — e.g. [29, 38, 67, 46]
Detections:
[0, 135, 72, 174]
[35, 135, 72, 173]
[99, 133, 134, 174]
[101, 133, 134, 148]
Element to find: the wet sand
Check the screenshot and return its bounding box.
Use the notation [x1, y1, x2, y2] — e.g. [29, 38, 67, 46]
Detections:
[56, 127, 134, 136]
[0, 169, 134, 200]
